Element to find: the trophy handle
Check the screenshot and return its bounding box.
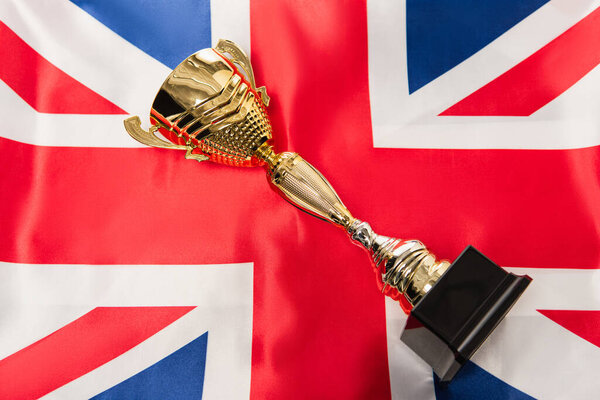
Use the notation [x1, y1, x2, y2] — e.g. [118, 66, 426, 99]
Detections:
[123, 116, 209, 162]
[215, 39, 270, 106]
[124, 116, 187, 149]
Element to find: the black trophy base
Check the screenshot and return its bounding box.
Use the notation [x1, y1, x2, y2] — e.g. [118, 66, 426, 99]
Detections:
[400, 246, 531, 382]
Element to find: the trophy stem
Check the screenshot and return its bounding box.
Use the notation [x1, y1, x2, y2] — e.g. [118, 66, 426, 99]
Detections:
[256, 143, 449, 307]
[255, 143, 355, 228]
[255, 142, 279, 169]
[255, 142, 531, 382]
[347, 220, 450, 307]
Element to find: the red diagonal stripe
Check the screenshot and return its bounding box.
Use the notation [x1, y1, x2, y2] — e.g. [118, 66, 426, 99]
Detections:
[441, 7, 600, 116]
[0, 21, 125, 114]
[0, 306, 194, 399]
[538, 309, 600, 349]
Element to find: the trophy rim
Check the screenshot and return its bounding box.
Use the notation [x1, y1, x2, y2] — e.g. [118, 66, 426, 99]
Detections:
[148, 40, 272, 167]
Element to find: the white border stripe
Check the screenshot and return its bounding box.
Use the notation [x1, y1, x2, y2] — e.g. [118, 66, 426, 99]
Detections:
[505, 267, 600, 313]
[385, 302, 436, 400]
[0, 80, 143, 147]
[210, 0, 251, 54]
[473, 313, 600, 399]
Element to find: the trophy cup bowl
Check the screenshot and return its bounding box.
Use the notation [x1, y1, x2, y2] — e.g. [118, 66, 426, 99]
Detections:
[124, 39, 531, 382]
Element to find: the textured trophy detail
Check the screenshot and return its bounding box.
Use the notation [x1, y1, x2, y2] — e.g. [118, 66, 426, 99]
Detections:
[124, 39, 531, 381]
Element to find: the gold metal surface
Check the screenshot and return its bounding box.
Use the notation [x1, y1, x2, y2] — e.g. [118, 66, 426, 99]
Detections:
[130, 39, 273, 167]
[256, 144, 355, 229]
[124, 116, 186, 150]
[348, 221, 450, 305]
[124, 40, 450, 308]
[124, 116, 210, 161]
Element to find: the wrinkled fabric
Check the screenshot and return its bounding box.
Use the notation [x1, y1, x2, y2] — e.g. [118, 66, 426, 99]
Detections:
[0, 1, 599, 399]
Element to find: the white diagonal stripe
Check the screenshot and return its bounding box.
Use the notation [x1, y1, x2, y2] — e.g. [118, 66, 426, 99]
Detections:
[0, 0, 253, 148]
[473, 312, 600, 400]
[368, 0, 600, 149]
[0, 261, 253, 400]
[0, 0, 170, 121]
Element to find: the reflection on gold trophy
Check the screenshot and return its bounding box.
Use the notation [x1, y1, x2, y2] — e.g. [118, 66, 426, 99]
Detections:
[124, 40, 530, 381]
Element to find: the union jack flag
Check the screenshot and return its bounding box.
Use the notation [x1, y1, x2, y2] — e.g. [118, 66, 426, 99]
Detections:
[0, 1, 598, 399]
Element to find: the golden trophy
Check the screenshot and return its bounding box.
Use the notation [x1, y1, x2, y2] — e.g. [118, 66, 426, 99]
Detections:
[124, 40, 531, 381]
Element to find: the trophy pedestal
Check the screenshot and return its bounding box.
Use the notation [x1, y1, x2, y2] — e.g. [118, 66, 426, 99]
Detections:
[400, 246, 531, 382]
